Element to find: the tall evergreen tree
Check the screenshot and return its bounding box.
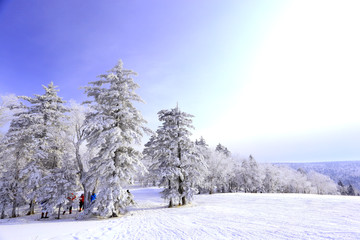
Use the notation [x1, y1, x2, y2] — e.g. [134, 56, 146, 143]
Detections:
[337, 180, 347, 195]
[347, 184, 355, 196]
[215, 143, 231, 157]
[0, 100, 34, 217]
[83, 60, 149, 218]
[0, 94, 19, 139]
[144, 105, 205, 207]
[19, 82, 69, 215]
[195, 136, 208, 148]
[0, 83, 69, 217]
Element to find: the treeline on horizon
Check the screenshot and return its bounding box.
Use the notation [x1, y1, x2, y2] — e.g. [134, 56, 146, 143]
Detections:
[0, 60, 357, 220]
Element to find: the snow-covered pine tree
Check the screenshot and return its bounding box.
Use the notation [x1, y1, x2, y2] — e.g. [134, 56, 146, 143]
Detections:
[0, 100, 34, 217]
[347, 184, 355, 196]
[195, 136, 208, 148]
[141, 134, 159, 187]
[19, 82, 69, 215]
[215, 143, 231, 157]
[20, 82, 68, 169]
[337, 180, 347, 195]
[194, 137, 211, 193]
[83, 60, 149, 218]
[0, 94, 19, 139]
[144, 105, 206, 207]
[0, 174, 11, 219]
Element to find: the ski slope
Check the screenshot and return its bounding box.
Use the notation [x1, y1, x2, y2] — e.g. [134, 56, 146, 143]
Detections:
[1, 187, 360, 240]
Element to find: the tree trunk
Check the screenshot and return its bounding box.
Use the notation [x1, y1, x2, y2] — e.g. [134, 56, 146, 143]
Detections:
[168, 179, 173, 208]
[29, 199, 35, 215]
[74, 130, 90, 210]
[11, 200, 17, 218]
[57, 203, 62, 219]
[169, 198, 174, 208]
[181, 196, 186, 206]
[178, 176, 186, 206]
[1, 202, 6, 219]
[177, 139, 187, 206]
[27, 198, 35, 215]
[83, 185, 89, 209]
[12, 153, 20, 218]
[84, 190, 91, 209]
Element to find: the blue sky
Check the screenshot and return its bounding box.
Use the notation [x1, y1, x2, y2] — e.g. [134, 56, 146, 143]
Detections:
[1, 0, 360, 163]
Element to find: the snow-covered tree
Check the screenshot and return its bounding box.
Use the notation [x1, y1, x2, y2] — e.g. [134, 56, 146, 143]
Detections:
[200, 149, 236, 194]
[347, 184, 355, 196]
[66, 100, 95, 209]
[215, 143, 231, 157]
[307, 170, 338, 195]
[37, 165, 77, 219]
[337, 180, 346, 195]
[19, 82, 69, 215]
[194, 137, 212, 193]
[238, 155, 261, 193]
[0, 99, 34, 217]
[0, 95, 19, 126]
[83, 60, 149, 218]
[20, 82, 68, 169]
[141, 134, 159, 187]
[261, 164, 277, 193]
[144, 105, 206, 207]
[195, 137, 208, 148]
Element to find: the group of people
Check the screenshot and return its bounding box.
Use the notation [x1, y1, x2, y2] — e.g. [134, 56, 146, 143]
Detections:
[39, 190, 134, 219]
[41, 192, 97, 218]
[63, 192, 97, 214]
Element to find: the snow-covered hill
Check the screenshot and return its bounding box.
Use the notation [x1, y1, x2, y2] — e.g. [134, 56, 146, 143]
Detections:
[281, 161, 360, 190]
[1, 187, 360, 240]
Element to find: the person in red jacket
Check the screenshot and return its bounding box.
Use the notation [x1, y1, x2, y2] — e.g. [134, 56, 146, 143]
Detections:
[79, 194, 84, 212]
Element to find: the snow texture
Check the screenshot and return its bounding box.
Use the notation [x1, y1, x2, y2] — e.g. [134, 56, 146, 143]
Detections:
[0, 186, 359, 240]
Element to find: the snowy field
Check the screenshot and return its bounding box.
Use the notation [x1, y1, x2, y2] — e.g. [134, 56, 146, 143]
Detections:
[1, 187, 360, 240]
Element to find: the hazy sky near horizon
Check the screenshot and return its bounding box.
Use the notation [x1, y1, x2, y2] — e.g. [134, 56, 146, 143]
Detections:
[1, 0, 360, 163]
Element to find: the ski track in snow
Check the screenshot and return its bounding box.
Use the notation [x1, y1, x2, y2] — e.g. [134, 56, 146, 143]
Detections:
[1, 187, 360, 240]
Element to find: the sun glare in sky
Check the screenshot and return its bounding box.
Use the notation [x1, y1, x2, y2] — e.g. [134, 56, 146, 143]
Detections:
[196, 1, 360, 162]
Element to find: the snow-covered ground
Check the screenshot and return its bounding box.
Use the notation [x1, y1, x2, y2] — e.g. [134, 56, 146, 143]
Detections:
[1, 187, 360, 240]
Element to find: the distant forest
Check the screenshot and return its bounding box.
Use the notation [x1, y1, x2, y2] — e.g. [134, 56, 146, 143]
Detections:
[282, 161, 360, 191]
